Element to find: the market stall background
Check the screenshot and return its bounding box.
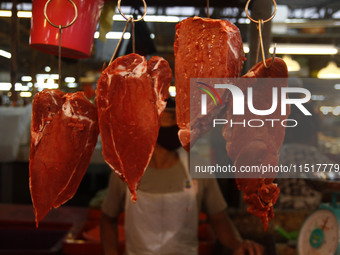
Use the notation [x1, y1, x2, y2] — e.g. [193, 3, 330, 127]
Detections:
[1, 0, 340, 254]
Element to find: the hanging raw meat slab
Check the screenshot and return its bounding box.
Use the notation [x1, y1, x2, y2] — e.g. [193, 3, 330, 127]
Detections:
[29, 89, 99, 226]
[96, 53, 172, 201]
[174, 16, 245, 150]
[222, 58, 289, 230]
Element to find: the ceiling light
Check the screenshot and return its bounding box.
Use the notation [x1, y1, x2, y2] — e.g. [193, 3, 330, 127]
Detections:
[0, 82, 29, 91]
[106, 32, 130, 39]
[45, 66, 51, 72]
[111, 14, 180, 23]
[243, 44, 250, 53]
[94, 31, 131, 39]
[0, 10, 11, 17]
[65, 77, 76, 83]
[270, 44, 338, 55]
[15, 83, 29, 91]
[334, 84, 340, 90]
[67, 83, 78, 88]
[320, 106, 333, 115]
[17, 11, 32, 18]
[0, 49, 11, 59]
[20, 92, 32, 98]
[0, 82, 11, 91]
[282, 55, 301, 72]
[35, 82, 58, 89]
[0, 10, 32, 18]
[317, 61, 340, 79]
[333, 106, 340, 116]
[311, 95, 325, 101]
[144, 15, 180, 23]
[169, 86, 176, 97]
[21, 76, 32, 82]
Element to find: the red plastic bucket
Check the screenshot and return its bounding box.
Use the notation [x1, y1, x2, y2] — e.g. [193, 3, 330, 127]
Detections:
[30, 0, 104, 58]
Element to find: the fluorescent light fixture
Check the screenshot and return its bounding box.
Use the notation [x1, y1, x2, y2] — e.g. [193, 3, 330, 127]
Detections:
[94, 31, 131, 39]
[238, 18, 250, 24]
[20, 92, 32, 98]
[35, 82, 58, 89]
[0, 10, 32, 18]
[0, 10, 11, 17]
[67, 83, 78, 88]
[35, 74, 59, 89]
[18, 11, 32, 18]
[334, 84, 340, 90]
[0, 82, 11, 91]
[0, 49, 11, 59]
[0, 82, 29, 91]
[169, 86, 176, 97]
[144, 15, 180, 23]
[36, 74, 59, 80]
[65, 77, 76, 83]
[21, 76, 32, 82]
[270, 44, 338, 55]
[112, 14, 180, 23]
[106, 32, 130, 39]
[15, 83, 29, 91]
[311, 95, 325, 101]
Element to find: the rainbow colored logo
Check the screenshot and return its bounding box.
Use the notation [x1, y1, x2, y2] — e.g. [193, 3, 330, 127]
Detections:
[197, 82, 222, 106]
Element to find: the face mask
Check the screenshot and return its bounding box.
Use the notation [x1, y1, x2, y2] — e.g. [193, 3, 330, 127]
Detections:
[157, 125, 181, 151]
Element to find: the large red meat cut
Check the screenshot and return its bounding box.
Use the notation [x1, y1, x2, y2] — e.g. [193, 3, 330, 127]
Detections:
[29, 90, 99, 226]
[96, 53, 172, 201]
[174, 16, 245, 150]
[222, 58, 289, 230]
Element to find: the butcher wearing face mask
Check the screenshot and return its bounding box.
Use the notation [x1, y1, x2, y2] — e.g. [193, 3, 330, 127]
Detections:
[100, 99, 264, 255]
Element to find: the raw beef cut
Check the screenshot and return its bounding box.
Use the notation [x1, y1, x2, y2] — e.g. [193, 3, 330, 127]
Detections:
[222, 58, 289, 230]
[96, 53, 172, 201]
[174, 16, 245, 151]
[29, 89, 99, 226]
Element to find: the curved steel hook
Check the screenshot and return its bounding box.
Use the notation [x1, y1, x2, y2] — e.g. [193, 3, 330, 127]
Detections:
[245, 0, 277, 69]
[245, 0, 277, 24]
[258, 19, 276, 69]
[44, 0, 78, 29]
[117, 0, 147, 22]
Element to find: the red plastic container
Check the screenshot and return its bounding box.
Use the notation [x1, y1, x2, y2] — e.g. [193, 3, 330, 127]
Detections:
[30, 0, 104, 58]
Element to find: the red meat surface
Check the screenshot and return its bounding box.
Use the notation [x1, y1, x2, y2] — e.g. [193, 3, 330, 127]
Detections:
[222, 58, 289, 230]
[29, 90, 99, 227]
[174, 16, 245, 150]
[96, 53, 172, 201]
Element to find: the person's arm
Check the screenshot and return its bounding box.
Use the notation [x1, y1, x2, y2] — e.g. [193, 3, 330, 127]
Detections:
[209, 210, 264, 255]
[209, 210, 242, 250]
[100, 213, 119, 255]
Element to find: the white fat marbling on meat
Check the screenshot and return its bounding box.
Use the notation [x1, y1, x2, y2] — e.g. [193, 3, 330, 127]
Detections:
[227, 39, 238, 60]
[152, 59, 162, 71]
[62, 100, 94, 124]
[115, 60, 146, 78]
[243, 71, 256, 78]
